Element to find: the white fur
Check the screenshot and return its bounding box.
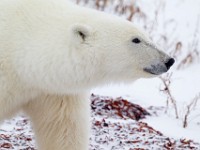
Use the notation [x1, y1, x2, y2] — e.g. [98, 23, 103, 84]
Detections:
[0, 0, 171, 149]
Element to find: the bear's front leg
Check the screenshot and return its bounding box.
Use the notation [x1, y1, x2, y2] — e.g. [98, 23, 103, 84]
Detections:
[0, 85, 32, 123]
[23, 94, 90, 150]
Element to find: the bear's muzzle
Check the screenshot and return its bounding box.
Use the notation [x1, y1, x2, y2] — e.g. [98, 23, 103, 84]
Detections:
[143, 58, 175, 75]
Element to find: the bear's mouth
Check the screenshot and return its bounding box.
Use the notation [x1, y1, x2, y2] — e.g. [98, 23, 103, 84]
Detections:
[143, 63, 168, 75]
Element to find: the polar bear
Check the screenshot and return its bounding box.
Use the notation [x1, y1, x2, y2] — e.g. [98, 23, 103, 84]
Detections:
[0, 0, 174, 149]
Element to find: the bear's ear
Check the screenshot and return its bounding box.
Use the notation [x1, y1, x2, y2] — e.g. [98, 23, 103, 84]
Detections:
[70, 24, 92, 42]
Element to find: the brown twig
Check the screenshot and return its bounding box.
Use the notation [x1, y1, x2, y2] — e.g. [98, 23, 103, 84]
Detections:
[183, 93, 200, 128]
[159, 73, 179, 119]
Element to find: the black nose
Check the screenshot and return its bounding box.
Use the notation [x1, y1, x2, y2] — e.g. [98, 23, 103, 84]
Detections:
[165, 58, 175, 70]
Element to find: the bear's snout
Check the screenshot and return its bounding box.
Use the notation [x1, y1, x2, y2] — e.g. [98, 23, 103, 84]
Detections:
[143, 57, 175, 75]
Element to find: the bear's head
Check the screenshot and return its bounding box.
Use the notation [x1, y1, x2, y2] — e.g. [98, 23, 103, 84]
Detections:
[66, 11, 174, 90]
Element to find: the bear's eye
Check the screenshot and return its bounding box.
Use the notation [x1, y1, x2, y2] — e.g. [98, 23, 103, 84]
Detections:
[78, 31, 86, 41]
[132, 38, 141, 44]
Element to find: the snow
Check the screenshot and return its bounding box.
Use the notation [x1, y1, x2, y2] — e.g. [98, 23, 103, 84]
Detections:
[92, 68, 200, 143]
[1, 96, 199, 149]
[145, 113, 200, 142]
[92, 66, 200, 143]
[92, 78, 165, 107]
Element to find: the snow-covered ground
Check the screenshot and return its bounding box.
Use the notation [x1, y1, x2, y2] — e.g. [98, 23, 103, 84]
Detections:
[1, 95, 199, 149]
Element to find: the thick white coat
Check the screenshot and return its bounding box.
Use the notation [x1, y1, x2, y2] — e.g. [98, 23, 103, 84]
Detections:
[0, 0, 171, 149]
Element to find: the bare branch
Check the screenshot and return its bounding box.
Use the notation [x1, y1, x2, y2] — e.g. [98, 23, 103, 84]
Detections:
[183, 93, 200, 128]
[159, 73, 179, 119]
